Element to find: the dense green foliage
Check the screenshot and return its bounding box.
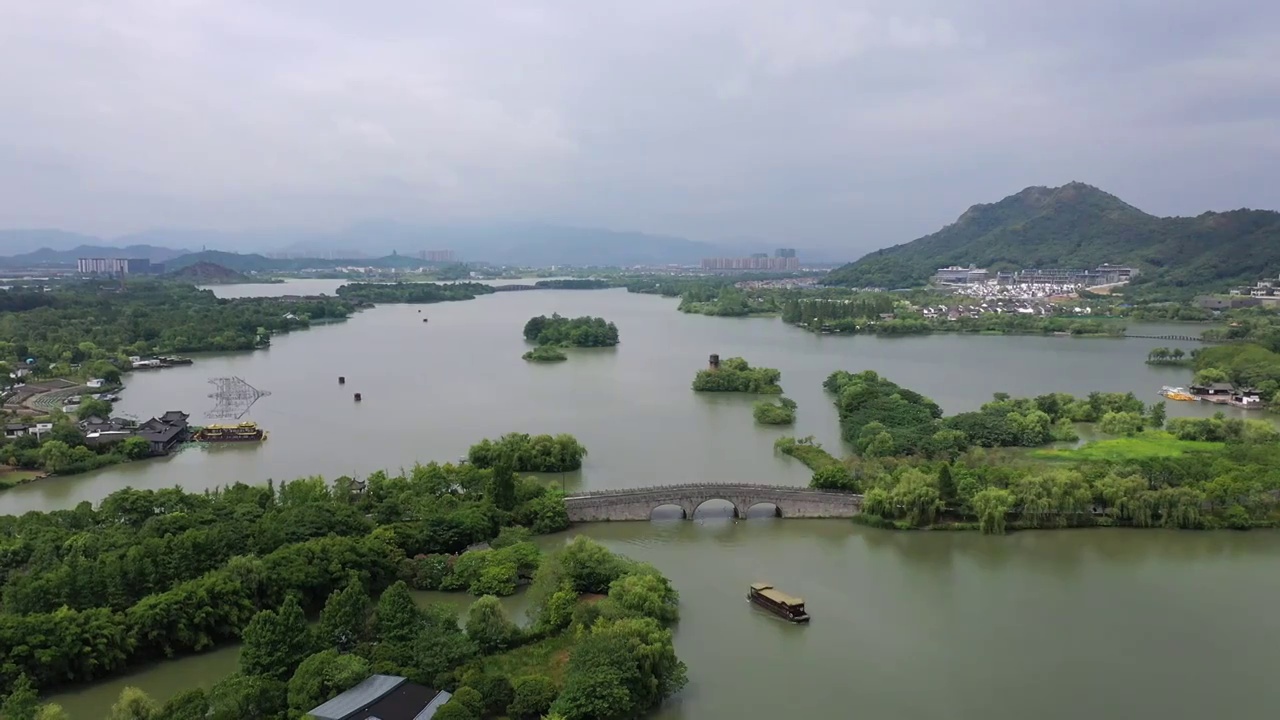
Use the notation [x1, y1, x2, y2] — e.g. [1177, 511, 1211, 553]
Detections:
[533, 279, 615, 290]
[467, 433, 588, 473]
[812, 371, 1280, 534]
[677, 286, 779, 316]
[1145, 347, 1189, 366]
[692, 357, 782, 394]
[623, 276, 738, 298]
[850, 425, 1280, 534]
[1193, 344, 1280, 399]
[824, 182, 1280, 295]
[780, 293, 896, 332]
[522, 314, 619, 347]
[0, 281, 352, 373]
[752, 397, 796, 425]
[522, 346, 568, 362]
[512, 537, 686, 720]
[334, 282, 496, 304]
[0, 458, 570, 694]
[0, 420, 149, 477]
[825, 371, 1148, 458]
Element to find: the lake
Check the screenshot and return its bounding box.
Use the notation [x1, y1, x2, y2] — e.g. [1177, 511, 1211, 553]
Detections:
[13, 281, 1280, 719]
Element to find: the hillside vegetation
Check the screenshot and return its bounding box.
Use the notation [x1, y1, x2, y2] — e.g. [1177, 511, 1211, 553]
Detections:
[164, 260, 252, 284]
[825, 182, 1280, 295]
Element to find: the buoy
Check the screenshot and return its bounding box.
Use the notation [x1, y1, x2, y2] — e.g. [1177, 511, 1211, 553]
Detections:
[422, 318, 429, 323]
[338, 376, 346, 385]
[353, 393, 362, 402]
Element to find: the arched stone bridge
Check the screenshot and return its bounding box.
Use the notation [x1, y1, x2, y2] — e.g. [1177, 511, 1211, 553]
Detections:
[563, 484, 864, 522]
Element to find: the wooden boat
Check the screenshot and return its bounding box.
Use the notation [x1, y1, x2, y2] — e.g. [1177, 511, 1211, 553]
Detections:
[748, 583, 810, 623]
[192, 421, 267, 443]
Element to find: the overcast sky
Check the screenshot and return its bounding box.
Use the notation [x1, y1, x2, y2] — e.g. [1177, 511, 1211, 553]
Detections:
[1, 0, 1276, 250]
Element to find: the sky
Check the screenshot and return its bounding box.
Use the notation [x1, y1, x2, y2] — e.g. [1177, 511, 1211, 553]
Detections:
[1, 0, 1277, 253]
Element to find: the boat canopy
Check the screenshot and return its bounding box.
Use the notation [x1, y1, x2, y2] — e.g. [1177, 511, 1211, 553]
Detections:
[759, 589, 804, 607]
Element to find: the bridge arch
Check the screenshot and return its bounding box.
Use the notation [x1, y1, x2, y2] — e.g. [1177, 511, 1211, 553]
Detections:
[690, 497, 740, 519]
[743, 501, 782, 518]
[649, 503, 687, 521]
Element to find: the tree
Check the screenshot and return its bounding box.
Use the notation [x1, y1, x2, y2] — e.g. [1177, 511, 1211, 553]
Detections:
[971, 487, 1014, 534]
[603, 571, 680, 623]
[431, 701, 478, 720]
[319, 577, 370, 652]
[1, 675, 38, 720]
[466, 595, 519, 653]
[811, 465, 856, 491]
[550, 617, 686, 720]
[156, 689, 209, 720]
[287, 650, 371, 712]
[470, 674, 514, 716]
[107, 687, 158, 720]
[938, 464, 957, 505]
[1149, 401, 1167, 429]
[489, 457, 517, 512]
[1193, 367, 1230, 385]
[205, 675, 288, 720]
[76, 398, 113, 421]
[508, 675, 557, 720]
[452, 687, 485, 716]
[33, 706, 69, 720]
[239, 595, 314, 681]
[373, 581, 424, 669]
[119, 436, 152, 460]
[1099, 411, 1143, 436]
[374, 580, 422, 646]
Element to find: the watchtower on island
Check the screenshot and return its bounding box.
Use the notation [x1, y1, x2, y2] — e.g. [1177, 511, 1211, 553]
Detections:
[709, 354, 720, 370]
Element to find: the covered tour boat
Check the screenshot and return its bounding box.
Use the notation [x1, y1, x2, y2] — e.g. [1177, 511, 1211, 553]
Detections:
[192, 421, 267, 443]
[748, 583, 810, 623]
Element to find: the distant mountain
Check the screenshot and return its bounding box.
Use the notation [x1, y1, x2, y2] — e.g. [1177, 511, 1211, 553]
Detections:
[164, 261, 251, 284]
[0, 221, 777, 268]
[277, 221, 726, 266]
[824, 182, 1280, 293]
[0, 244, 190, 268]
[163, 250, 425, 273]
[0, 229, 106, 254]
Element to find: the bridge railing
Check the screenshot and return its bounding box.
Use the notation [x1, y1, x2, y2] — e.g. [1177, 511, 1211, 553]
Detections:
[563, 483, 861, 499]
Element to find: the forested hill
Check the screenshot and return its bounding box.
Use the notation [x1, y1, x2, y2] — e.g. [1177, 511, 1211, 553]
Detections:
[824, 182, 1280, 292]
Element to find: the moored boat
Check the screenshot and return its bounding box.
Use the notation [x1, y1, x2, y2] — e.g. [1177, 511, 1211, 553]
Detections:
[748, 583, 810, 623]
[192, 421, 267, 443]
[1159, 386, 1195, 401]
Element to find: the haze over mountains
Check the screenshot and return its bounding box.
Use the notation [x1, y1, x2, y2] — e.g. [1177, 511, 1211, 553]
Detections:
[0, 223, 844, 267]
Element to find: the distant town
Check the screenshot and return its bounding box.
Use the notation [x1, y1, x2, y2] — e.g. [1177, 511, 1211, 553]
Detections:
[930, 263, 1139, 300]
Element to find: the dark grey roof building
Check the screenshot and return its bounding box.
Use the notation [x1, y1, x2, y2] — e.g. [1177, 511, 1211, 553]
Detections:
[308, 675, 452, 720]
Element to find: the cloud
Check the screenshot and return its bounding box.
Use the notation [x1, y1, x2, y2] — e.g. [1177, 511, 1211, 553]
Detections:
[0, 0, 1276, 254]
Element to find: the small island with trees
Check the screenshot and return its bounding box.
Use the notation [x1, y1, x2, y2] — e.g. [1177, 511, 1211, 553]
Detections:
[467, 432, 588, 473]
[523, 314, 619, 348]
[753, 397, 797, 425]
[522, 346, 568, 363]
[692, 355, 782, 394]
[768, 368, 1280, 535]
[335, 281, 497, 304]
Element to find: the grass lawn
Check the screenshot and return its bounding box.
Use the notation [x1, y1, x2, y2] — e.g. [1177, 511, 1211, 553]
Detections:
[1029, 432, 1224, 462]
[476, 631, 576, 685]
[775, 438, 842, 471]
[0, 468, 44, 490]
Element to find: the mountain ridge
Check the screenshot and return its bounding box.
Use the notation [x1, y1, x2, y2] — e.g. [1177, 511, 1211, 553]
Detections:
[0, 222, 736, 267]
[825, 182, 1280, 293]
